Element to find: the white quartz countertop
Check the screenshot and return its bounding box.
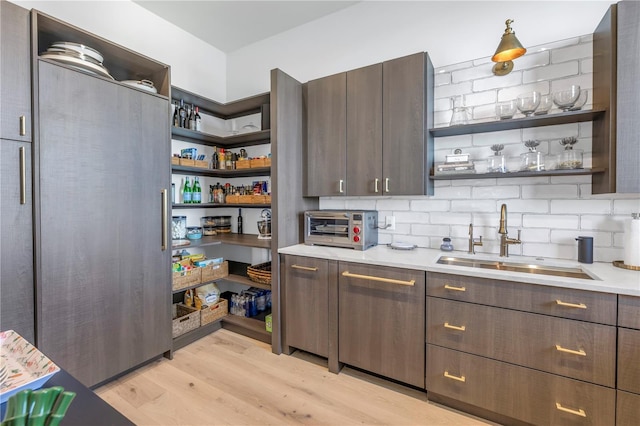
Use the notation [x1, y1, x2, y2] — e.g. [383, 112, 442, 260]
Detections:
[278, 244, 640, 296]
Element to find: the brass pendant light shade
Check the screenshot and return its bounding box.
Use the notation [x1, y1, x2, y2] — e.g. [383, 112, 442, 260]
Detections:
[492, 19, 526, 75]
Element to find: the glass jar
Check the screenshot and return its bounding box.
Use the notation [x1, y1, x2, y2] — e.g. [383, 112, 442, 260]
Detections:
[203, 226, 217, 236]
[186, 226, 202, 240]
[557, 149, 583, 169]
[520, 151, 545, 172]
[487, 154, 507, 173]
[440, 237, 454, 251]
[171, 216, 187, 240]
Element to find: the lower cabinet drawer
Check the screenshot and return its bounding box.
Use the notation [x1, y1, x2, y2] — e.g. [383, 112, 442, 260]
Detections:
[618, 295, 640, 329]
[426, 345, 616, 426]
[427, 297, 616, 387]
[618, 328, 640, 394]
[617, 390, 640, 426]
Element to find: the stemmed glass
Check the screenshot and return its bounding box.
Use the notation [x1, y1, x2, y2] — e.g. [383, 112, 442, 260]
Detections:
[516, 92, 541, 117]
[553, 85, 581, 111]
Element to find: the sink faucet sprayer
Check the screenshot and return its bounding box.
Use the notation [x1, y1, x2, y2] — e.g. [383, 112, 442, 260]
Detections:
[498, 203, 521, 257]
[468, 224, 483, 254]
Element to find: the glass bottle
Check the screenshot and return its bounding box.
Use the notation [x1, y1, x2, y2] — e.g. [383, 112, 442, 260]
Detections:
[450, 95, 470, 126]
[182, 176, 192, 204]
[192, 177, 201, 204]
[237, 208, 243, 234]
[188, 104, 196, 130]
[172, 101, 179, 127]
[178, 99, 187, 128]
[218, 148, 226, 170]
[194, 106, 202, 131]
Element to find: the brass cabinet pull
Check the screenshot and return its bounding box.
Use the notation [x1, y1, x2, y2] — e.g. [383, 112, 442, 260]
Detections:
[341, 271, 415, 286]
[555, 344, 586, 357]
[20, 115, 27, 136]
[339, 179, 344, 193]
[291, 265, 318, 272]
[161, 189, 168, 251]
[444, 284, 466, 292]
[19, 147, 26, 205]
[444, 322, 466, 331]
[555, 403, 586, 417]
[444, 371, 466, 382]
[555, 300, 587, 309]
[374, 178, 379, 193]
[385, 178, 390, 193]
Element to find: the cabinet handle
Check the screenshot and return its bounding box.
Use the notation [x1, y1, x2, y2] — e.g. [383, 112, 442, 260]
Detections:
[443, 371, 466, 382]
[341, 271, 415, 286]
[444, 322, 466, 331]
[444, 284, 466, 292]
[161, 189, 168, 251]
[555, 344, 586, 356]
[555, 300, 587, 309]
[555, 403, 586, 417]
[374, 178, 379, 193]
[291, 265, 318, 272]
[20, 115, 27, 136]
[19, 146, 26, 205]
[385, 178, 390, 193]
[339, 179, 344, 193]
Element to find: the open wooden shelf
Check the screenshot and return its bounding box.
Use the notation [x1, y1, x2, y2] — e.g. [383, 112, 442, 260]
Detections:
[430, 167, 605, 180]
[172, 86, 269, 120]
[173, 233, 271, 250]
[172, 203, 270, 209]
[172, 319, 223, 352]
[171, 165, 270, 178]
[221, 315, 271, 344]
[171, 127, 270, 148]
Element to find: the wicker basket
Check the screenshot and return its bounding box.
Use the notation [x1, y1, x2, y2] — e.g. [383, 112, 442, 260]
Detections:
[200, 298, 228, 326]
[201, 260, 228, 283]
[247, 262, 272, 285]
[172, 303, 200, 338]
[172, 267, 202, 291]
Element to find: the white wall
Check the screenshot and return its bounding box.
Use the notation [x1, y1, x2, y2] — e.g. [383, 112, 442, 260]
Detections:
[227, 1, 614, 99]
[13, 0, 227, 101]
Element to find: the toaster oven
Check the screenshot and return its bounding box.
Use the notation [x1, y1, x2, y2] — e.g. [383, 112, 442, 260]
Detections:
[304, 210, 378, 250]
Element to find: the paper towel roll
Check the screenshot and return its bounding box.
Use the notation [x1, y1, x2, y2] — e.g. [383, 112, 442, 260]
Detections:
[624, 216, 640, 267]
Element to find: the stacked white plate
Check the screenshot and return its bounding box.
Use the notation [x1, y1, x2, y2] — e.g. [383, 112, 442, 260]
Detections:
[41, 41, 113, 80]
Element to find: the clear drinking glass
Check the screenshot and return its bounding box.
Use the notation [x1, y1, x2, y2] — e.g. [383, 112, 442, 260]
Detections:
[450, 95, 470, 126]
[495, 100, 516, 120]
[534, 94, 553, 115]
[553, 85, 581, 111]
[516, 91, 541, 117]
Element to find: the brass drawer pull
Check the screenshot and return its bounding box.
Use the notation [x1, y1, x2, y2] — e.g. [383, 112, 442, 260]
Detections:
[555, 344, 586, 356]
[555, 403, 586, 417]
[444, 284, 466, 292]
[444, 322, 466, 331]
[291, 265, 318, 272]
[444, 371, 466, 382]
[555, 300, 587, 309]
[341, 271, 415, 286]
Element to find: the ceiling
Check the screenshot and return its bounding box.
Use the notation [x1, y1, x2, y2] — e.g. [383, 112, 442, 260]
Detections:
[133, 1, 360, 53]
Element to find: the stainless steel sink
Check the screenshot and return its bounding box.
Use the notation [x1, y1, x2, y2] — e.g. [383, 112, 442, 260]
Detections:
[437, 256, 597, 280]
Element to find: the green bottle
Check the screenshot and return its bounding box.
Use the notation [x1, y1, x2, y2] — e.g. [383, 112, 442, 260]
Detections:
[192, 177, 202, 204]
[183, 177, 192, 204]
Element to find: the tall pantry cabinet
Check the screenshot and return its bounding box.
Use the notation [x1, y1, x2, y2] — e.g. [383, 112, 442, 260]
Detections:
[0, 0, 35, 344]
[32, 11, 172, 386]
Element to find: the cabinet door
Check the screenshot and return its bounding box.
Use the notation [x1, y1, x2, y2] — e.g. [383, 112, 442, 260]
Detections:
[36, 61, 171, 386]
[283, 255, 332, 357]
[617, 391, 640, 426]
[306, 73, 346, 196]
[618, 328, 640, 394]
[0, 140, 34, 343]
[0, 1, 31, 142]
[346, 64, 382, 196]
[338, 262, 425, 387]
[382, 52, 430, 195]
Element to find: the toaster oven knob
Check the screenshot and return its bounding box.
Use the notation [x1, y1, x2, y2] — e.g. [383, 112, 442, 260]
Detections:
[353, 226, 361, 234]
[353, 235, 361, 243]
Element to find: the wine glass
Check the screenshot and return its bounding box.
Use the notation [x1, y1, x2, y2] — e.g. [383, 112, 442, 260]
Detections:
[516, 92, 541, 117]
[534, 94, 553, 115]
[553, 85, 581, 111]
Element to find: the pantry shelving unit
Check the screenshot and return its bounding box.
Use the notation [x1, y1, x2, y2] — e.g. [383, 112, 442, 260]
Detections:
[428, 109, 607, 181]
[170, 71, 318, 355]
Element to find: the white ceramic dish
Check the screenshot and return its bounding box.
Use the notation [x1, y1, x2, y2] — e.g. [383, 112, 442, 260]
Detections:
[41, 53, 114, 80]
[0, 330, 60, 403]
[52, 41, 104, 63]
[121, 79, 158, 93]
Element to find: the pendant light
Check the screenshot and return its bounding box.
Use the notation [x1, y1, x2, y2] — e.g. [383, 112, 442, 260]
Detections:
[491, 19, 526, 76]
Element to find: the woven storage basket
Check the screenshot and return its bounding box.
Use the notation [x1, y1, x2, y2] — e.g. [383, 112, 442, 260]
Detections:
[172, 267, 202, 291]
[247, 262, 272, 285]
[200, 298, 228, 326]
[172, 303, 200, 338]
[201, 260, 228, 283]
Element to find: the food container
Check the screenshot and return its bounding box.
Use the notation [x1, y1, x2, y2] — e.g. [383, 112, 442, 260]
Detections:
[203, 226, 217, 236]
[201, 216, 217, 227]
[186, 226, 203, 240]
[216, 225, 232, 233]
[520, 151, 546, 171]
[557, 149, 583, 169]
[171, 216, 187, 239]
[487, 154, 507, 173]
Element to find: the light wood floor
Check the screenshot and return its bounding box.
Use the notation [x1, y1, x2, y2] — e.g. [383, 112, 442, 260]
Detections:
[96, 330, 494, 425]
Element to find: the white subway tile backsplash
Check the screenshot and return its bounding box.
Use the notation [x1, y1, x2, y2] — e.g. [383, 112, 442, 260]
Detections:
[450, 177, 497, 187]
[614, 232, 625, 248]
[522, 184, 578, 199]
[550, 73, 593, 92]
[551, 42, 593, 63]
[345, 199, 377, 210]
[473, 72, 522, 92]
[580, 215, 624, 232]
[434, 72, 451, 87]
[551, 230, 612, 247]
[578, 122, 592, 138]
[319, 198, 346, 209]
[523, 61, 579, 84]
[550, 174, 591, 185]
[472, 129, 522, 146]
[521, 228, 551, 243]
[503, 199, 549, 214]
[451, 199, 496, 212]
[451, 65, 494, 83]
[472, 55, 492, 66]
[471, 104, 500, 121]
[472, 185, 520, 199]
[516, 51, 550, 70]
[522, 123, 578, 141]
[412, 224, 450, 236]
[613, 199, 640, 215]
[463, 90, 497, 107]
[433, 185, 472, 199]
[581, 58, 593, 75]
[497, 81, 550, 102]
[434, 111, 453, 127]
[594, 246, 625, 263]
[411, 199, 450, 212]
[435, 81, 473, 99]
[393, 234, 430, 248]
[550, 199, 611, 215]
[523, 243, 574, 260]
[430, 212, 472, 225]
[530, 36, 581, 52]
[434, 98, 452, 112]
[376, 199, 411, 211]
[395, 211, 429, 224]
[436, 60, 475, 73]
[434, 134, 473, 150]
[523, 214, 579, 229]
